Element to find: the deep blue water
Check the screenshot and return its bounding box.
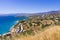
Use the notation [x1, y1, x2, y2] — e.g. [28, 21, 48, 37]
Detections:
[0, 16, 27, 34]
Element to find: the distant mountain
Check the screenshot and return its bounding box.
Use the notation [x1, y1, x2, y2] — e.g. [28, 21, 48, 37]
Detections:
[0, 11, 60, 17]
[0, 13, 31, 17]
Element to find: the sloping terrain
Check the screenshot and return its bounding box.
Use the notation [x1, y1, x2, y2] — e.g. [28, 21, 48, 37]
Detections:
[14, 25, 60, 40]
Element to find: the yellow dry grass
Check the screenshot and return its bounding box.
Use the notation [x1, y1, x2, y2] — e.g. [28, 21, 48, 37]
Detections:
[14, 25, 60, 40]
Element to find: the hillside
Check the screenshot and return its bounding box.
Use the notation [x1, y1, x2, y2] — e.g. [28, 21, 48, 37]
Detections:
[0, 11, 60, 40]
[13, 25, 60, 40]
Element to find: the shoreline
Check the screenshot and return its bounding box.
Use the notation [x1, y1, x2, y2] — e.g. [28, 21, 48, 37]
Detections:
[9, 20, 19, 31]
[0, 18, 27, 36]
[0, 20, 19, 36]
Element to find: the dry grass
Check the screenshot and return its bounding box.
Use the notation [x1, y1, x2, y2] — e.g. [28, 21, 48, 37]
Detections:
[13, 25, 60, 40]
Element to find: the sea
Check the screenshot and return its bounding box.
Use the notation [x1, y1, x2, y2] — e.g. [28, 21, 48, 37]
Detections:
[0, 16, 27, 35]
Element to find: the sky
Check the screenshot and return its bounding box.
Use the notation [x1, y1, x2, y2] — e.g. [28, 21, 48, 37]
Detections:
[0, 0, 60, 14]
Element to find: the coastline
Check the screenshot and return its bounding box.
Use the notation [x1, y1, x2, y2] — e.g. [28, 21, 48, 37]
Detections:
[9, 20, 19, 31]
[0, 17, 27, 36]
[1, 20, 19, 36]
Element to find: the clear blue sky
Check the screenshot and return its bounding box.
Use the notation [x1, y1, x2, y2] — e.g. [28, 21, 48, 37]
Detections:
[0, 0, 60, 14]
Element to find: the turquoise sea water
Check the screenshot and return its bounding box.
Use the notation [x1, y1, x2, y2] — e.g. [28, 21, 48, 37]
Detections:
[0, 16, 27, 34]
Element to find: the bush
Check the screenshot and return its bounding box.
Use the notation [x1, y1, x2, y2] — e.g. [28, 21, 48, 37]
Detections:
[22, 29, 35, 36]
[29, 23, 32, 26]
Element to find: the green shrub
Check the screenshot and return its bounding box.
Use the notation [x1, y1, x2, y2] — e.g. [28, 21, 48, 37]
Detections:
[22, 29, 35, 36]
[29, 23, 32, 26]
